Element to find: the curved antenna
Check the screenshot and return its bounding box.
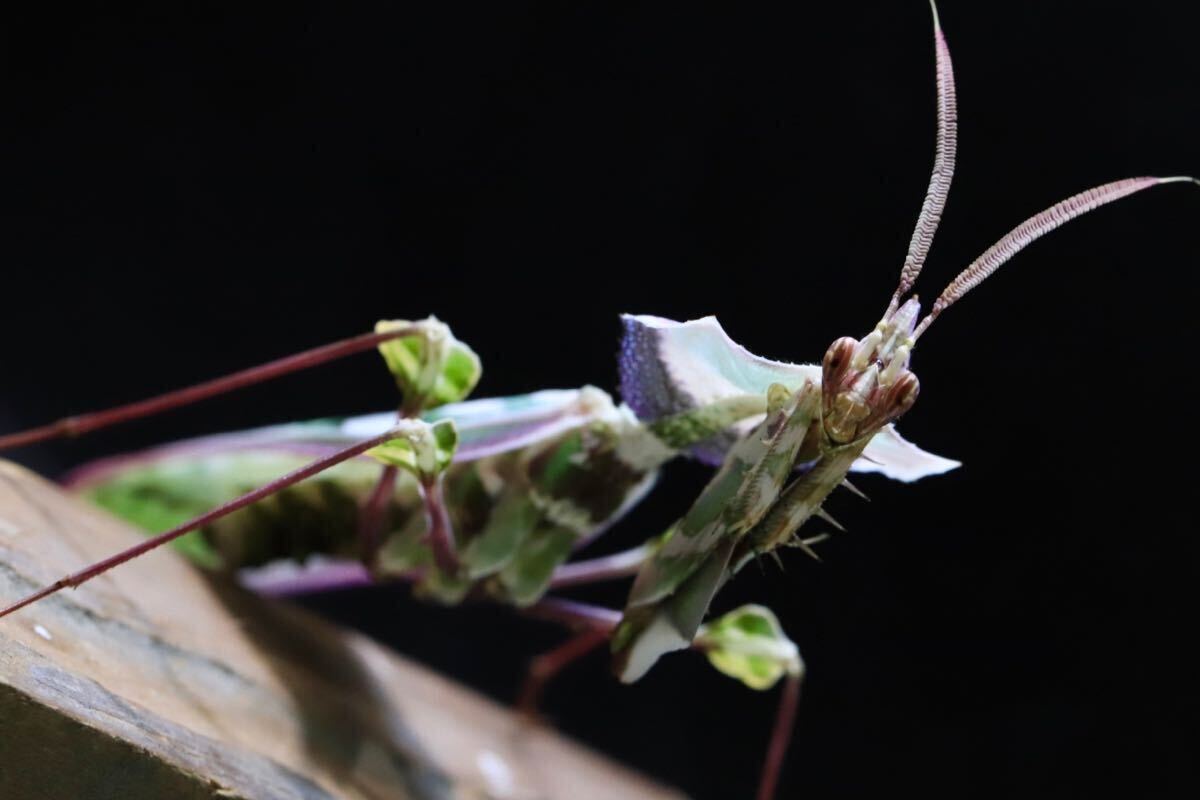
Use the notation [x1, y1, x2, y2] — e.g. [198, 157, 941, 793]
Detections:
[913, 176, 1199, 338]
[889, 0, 958, 315]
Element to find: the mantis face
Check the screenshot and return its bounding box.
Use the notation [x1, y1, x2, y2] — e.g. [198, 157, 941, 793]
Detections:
[821, 297, 922, 446]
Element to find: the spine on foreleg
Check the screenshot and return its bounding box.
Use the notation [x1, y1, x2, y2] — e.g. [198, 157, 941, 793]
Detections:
[739, 441, 870, 565]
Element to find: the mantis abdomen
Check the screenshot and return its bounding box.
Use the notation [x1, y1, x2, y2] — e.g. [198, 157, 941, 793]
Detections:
[71, 388, 661, 605]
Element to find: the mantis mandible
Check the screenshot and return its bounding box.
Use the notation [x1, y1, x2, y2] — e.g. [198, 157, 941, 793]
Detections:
[0, 4, 1194, 798]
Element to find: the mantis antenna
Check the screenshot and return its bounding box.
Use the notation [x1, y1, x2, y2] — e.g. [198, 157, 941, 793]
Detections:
[886, 3, 1198, 337]
[912, 175, 1200, 339]
[889, 0, 957, 316]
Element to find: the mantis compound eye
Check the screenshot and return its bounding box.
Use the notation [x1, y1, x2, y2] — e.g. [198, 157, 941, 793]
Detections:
[821, 337, 859, 410]
[881, 372, 920, 423]
[822, 337, 857, 375]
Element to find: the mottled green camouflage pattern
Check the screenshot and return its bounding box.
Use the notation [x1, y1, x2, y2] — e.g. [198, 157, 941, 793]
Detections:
[612, 304, 941, 681]
[80, 388, 764, 607]
[612, 381, 821, 680]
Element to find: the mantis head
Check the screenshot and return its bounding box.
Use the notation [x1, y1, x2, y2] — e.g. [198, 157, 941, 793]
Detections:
[821, 298, 922, 445]
[815, 2, 1198, 451]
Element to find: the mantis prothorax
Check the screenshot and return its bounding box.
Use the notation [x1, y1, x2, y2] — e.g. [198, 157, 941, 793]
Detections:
[0, 4, 1195, 798]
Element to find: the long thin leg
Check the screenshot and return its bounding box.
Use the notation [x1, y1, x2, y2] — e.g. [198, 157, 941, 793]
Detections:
[359, 465, 400, 569]
[548, 543, 650, 590]
[419, 474, 458, 574]
[756, 674, 802, 800]
[240, 559, 378, 597]
[517, 627, 610, 717]
[524, 596, 621, 633]
[525, 593, 802, 800]
[518, 598, 620, 718]
[0, 326, 417, 453]
[243, 540, 651, 599]
[0, 427, 404, 618]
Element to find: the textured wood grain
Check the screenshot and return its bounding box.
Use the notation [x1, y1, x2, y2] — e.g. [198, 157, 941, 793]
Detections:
[0, 461, 684, 800]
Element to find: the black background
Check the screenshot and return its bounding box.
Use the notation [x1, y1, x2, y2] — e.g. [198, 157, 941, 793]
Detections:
[3, 2, 1198, 798]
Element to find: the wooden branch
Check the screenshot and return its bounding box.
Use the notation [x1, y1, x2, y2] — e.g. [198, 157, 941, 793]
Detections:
[0, 461, 685, 800]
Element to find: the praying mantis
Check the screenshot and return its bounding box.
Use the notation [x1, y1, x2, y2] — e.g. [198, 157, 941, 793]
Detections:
[1, 3, 1195, 798]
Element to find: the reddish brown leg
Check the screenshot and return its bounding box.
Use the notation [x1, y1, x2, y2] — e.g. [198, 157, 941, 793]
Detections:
[358, 464, 399, 570]
[0, 326, 417, 452]
[756, 673, 802, 800]
[0, 427, 405, 618]
[517, 627, 610, 718]
[517, 598, 619, 719]
[419, 474, 458, 574]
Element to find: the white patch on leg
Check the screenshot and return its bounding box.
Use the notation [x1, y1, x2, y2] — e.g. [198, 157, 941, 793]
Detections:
[619, 612, 690, 684]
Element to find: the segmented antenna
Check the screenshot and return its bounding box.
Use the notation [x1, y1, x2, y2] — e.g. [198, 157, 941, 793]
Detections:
[889, 0, 958, 314]
[913, 176, 1200, 338]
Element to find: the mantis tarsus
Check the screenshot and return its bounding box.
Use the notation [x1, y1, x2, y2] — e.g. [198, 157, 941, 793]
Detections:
[1, 4, 1194, 798]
